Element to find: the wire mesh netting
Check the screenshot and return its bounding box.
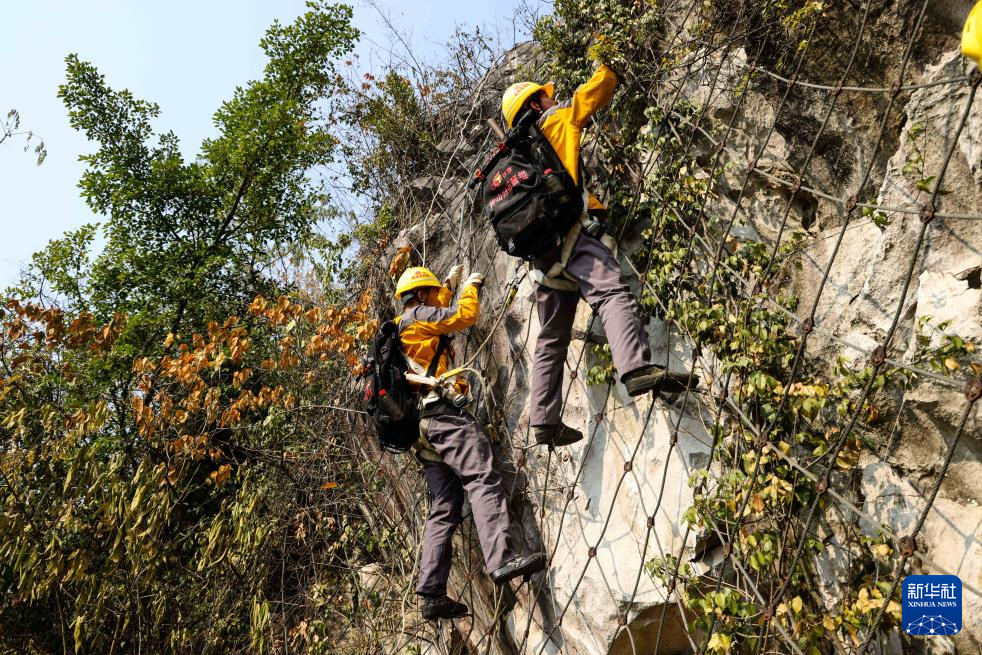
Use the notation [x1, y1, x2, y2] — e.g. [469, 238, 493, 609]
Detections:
[339, 1, 982, 653]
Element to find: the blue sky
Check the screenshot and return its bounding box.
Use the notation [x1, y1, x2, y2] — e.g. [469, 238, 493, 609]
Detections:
[0, 0, 541, 289]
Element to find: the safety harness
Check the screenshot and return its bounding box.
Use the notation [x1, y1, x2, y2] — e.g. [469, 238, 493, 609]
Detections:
[398, 307, 459, 463]
[528, 187, 618, 292]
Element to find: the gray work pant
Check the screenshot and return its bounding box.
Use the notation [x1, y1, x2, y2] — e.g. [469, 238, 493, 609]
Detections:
[416, 406, 515, 596]
[531, 232, 651, 426]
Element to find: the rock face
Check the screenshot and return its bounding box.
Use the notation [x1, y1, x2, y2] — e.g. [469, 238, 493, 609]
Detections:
[390, 209, 709, 654]
[381, 3, 982, 653]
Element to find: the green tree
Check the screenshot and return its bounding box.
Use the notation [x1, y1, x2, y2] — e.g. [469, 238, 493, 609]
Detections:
[0, 3, 362, 653]
[50, 1, 357, 334]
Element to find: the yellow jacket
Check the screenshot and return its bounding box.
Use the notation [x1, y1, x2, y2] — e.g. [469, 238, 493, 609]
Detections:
[537, 64, 619, 213]
[397, 284, 479, 390]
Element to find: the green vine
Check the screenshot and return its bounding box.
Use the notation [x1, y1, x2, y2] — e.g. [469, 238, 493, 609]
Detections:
[532, 0, 972, 651]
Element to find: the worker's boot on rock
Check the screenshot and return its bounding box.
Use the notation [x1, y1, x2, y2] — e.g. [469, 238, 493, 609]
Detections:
[532, 423, 583, 447]
[490, 552, 547, 584]
[623, 364, 698, 398]
[420, 594, 469, 620]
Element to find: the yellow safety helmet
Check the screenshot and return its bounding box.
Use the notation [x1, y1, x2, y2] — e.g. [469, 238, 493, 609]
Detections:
[964, 1, 982, 65]
[395, 266, 441, 298]
[501, 81, 554, 129]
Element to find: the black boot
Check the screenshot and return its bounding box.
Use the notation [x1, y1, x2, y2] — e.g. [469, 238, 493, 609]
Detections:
[489, 552, 547, 584]
[622, 364, 698, 398]
[532, 423, 584, 447]
[420, 594, 469, 620]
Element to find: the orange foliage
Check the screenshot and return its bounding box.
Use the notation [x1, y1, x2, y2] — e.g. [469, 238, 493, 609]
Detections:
[127, 292, 376, 477]
[387, 245, 412, 279]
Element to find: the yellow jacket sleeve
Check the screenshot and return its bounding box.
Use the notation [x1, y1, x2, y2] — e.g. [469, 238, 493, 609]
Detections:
[565, 64, 619, 129]
[434, 285, 453, 309]
[409, 284, 479, 336]
[538, 65, 619, 192]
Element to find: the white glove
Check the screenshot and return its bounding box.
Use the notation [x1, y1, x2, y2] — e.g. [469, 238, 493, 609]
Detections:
[464, 272, 485, 289]
[443, 264, 464, 290]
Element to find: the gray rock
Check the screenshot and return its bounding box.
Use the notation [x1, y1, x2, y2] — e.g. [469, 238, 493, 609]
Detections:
[376, 16, 982, 652]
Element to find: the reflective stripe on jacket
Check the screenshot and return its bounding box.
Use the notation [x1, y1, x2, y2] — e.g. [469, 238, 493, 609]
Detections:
[397, 284, 479, 390]
[537, 64, 619, 213]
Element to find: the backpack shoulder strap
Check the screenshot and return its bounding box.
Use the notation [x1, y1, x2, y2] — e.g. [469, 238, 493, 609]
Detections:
[375, 320, 398, 357]
[529, 121, 585, 194]
[426, 335, 450, 377]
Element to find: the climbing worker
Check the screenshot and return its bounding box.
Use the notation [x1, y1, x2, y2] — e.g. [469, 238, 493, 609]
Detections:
[394, 265, 547, 620]
[501, 63, 697, 449]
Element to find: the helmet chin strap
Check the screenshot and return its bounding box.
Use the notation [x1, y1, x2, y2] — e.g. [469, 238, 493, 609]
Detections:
[401, 287, 435, 308]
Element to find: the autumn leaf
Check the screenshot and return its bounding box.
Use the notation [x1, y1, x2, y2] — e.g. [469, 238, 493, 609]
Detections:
[161, 466, 179, 487]
[854, 587, 878, 614]
[233, 368, 252, 388]
[304, 307, 322, 323]
[751, 493, 765, 512]
[210, 464, 232, 487]
[864, 402, 880, 423]
[388, 245, 412, 279]
[321, 481, 338, 490]
[707, 632, 731, 653]
[295, 519, 307, 542]
[836, 438, 861, 470]
[356, 290, 373, 313]
[248, 296, 268, 315]
[357, 319, 379, 341]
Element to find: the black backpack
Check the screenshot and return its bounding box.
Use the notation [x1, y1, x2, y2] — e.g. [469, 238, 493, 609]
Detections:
[361, 320, 447, 453]
[470, 111, 583, 261]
